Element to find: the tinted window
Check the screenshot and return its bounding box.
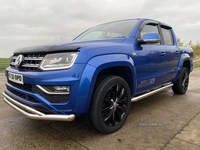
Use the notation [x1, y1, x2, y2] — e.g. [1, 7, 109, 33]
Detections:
[161, 27, 173, 45]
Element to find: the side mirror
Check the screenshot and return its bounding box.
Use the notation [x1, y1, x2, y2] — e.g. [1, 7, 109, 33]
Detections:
[137, 32, 160, 45]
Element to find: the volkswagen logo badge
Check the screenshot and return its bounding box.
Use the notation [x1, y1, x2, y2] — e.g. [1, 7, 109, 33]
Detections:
[14, 55, 24, 68]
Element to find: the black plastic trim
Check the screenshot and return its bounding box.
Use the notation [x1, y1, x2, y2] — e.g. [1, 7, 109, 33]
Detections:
[14, 45, 80, 54]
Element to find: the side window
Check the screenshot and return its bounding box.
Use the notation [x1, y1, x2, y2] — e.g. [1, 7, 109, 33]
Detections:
[140, 23, 160, 44]
[161, 27, 173, 45]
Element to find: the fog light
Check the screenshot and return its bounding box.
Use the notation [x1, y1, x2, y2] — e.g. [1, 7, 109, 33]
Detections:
[36, 85, 70, 95]
[54, 86, 70, 92]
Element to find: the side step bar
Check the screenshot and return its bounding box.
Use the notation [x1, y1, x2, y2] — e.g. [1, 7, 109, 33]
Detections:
[131, 84, 173, 102]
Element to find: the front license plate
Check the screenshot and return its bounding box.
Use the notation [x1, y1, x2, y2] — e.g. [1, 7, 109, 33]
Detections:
[8, 72, 24, 84]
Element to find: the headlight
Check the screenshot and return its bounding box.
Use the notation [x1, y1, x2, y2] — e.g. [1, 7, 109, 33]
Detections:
[39, 52, 78, 70]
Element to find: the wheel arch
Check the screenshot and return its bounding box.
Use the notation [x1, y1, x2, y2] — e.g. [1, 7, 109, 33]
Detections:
[74, 54, 136, 114]
[179, 53, 193, 72]
[173, 53, 193, 81]
[182, 59, 192, 73]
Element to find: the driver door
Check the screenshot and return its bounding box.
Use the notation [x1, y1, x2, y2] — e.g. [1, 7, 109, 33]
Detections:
[133, 22, 167, 94]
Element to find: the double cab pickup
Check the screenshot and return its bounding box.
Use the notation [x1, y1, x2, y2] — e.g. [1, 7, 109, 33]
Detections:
[2, 18, 193, 134]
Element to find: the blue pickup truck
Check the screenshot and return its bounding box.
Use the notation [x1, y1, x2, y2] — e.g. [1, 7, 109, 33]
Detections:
[2, 18, 193, 134]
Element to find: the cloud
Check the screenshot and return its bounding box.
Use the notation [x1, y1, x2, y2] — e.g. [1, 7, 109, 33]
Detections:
[0, 0, 199, 57]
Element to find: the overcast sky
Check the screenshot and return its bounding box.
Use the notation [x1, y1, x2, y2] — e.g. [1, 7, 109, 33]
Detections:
[0, 0, 200, 57]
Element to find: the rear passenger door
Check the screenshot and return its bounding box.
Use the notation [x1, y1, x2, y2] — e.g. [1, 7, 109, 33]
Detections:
[161, 25, 180, 81]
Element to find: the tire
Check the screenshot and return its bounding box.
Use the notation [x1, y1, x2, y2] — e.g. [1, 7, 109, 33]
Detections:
[172, 67, 189, 94]
[90, 76, 131, 134]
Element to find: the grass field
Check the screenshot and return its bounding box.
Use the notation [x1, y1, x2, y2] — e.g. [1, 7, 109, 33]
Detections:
[0, 58, 10, 70]
[194, 61, 200, 68]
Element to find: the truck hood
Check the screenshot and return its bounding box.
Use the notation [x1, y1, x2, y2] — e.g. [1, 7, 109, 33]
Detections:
[14, 38, 126, 54]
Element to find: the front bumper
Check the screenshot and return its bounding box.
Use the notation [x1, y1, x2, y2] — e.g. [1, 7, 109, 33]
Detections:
[2, 92, 75, 121]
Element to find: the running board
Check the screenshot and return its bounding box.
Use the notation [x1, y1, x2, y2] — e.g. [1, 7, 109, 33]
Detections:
[131, 84, 173, 102]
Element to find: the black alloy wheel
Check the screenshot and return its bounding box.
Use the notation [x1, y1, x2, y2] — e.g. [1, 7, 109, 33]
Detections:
[102, 84, 128, 126]
[90, 76, 131, 134]
[172, 67, 189, 94]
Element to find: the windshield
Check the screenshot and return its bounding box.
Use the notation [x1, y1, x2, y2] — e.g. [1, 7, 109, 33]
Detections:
[74, 19, 139, 41]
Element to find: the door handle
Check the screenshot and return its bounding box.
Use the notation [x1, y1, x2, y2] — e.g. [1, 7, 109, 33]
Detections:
[160, 52, 166, 56]
[175, 51, 180, 54]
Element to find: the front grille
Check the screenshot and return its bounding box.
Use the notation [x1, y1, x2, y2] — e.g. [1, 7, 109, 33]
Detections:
[10, 53, 45, 71]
